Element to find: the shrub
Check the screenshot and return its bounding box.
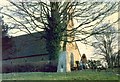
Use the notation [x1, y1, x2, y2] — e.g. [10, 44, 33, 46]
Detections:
[2, 61, 57, 73]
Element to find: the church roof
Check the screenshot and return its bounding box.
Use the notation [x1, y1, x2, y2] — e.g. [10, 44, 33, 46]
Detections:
[2, 32, 48, 60]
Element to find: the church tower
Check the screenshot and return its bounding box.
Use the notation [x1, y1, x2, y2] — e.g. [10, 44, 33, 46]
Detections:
[57, 4, 81, 72]
[66, 7, 81, 70]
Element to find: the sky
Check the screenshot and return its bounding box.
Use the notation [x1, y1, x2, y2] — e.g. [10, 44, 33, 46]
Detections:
[0, 0, 119, 60]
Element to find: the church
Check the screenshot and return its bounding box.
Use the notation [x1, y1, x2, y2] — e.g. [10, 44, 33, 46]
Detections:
[2, 31, 81, 73]
[2, 7, 81, 73]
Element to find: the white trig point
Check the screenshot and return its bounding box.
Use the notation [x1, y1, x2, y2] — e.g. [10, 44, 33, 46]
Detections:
[57, 51, 71, 72]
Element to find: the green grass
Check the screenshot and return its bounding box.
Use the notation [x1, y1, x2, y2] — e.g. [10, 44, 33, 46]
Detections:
[2, 70, 119, 80]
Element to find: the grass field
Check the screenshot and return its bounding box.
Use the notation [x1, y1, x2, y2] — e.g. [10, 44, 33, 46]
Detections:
[2, 70, 119, 80]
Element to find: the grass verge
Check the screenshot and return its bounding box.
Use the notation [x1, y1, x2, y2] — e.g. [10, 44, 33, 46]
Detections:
[2, 70, 119, 80]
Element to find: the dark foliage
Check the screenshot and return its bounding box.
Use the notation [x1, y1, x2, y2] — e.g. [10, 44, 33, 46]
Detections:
[2, 62, 57, 73]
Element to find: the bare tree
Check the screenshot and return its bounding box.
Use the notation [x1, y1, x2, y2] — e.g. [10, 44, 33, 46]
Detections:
[92, 23, 118, 68]
[0, 15, 10, 39]
[0, 0, 119, 60]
